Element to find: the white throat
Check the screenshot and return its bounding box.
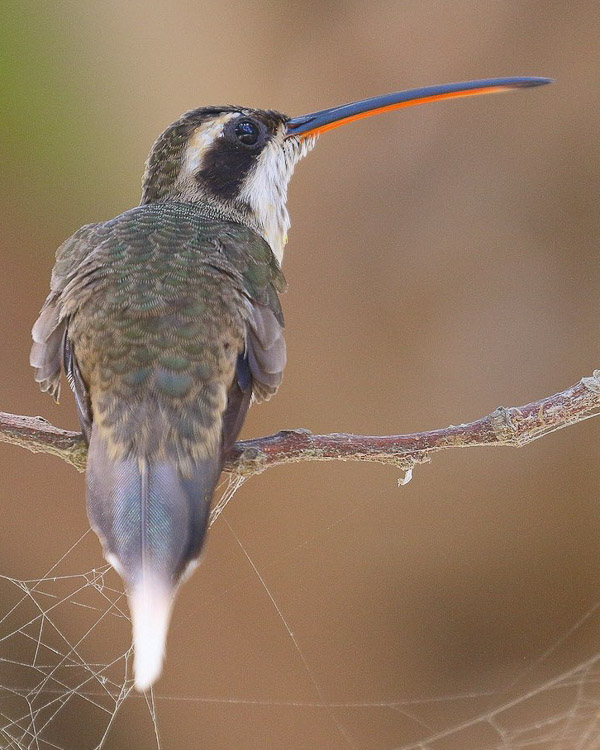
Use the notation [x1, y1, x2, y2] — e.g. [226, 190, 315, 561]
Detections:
[239, 135, 316, 264]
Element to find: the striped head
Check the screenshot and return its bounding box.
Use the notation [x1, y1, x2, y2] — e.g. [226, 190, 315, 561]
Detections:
[141, 106, 316, 264]
[140, 79, 551, 264]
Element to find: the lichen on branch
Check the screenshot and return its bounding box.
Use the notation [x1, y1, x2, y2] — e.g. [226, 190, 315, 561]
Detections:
[2, 371, 600, 481]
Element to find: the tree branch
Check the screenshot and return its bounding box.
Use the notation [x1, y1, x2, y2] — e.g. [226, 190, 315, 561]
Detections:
[3, 371, 600, 481]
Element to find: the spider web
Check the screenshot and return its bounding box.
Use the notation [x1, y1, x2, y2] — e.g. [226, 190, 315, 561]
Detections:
[0, 474, 247, 750]
[2, 475, 600, 750]
[0, 529, 139, 750]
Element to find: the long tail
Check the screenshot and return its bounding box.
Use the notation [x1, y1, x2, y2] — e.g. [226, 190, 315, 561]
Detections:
[86, 425, 221, 691]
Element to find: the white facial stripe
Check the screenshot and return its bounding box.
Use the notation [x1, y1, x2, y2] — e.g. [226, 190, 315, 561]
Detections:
[181, 113, 237, 175]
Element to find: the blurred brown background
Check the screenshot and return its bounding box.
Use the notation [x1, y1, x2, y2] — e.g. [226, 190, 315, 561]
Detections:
[2, 1, 600, 748]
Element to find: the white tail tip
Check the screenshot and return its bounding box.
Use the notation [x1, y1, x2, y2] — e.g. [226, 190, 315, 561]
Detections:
[129, 581, 174, 691]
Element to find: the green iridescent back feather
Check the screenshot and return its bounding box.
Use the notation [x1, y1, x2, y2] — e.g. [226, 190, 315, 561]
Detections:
[55, 201, 285, 469]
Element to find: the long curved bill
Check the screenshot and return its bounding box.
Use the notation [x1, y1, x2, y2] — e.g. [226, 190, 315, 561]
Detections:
[285, 76, 552, 139]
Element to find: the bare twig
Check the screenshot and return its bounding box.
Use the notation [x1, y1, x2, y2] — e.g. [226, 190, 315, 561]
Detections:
[2, 371, 600, 480]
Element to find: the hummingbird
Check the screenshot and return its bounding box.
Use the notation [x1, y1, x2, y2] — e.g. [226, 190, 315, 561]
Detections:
[30, 76, 550, 690]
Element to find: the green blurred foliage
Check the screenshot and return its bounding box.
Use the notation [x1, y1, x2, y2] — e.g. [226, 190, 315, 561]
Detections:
[0, 3, 133, 232]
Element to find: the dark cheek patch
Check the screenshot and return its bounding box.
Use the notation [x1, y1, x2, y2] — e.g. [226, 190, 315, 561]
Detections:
[195, 141, 258, 203]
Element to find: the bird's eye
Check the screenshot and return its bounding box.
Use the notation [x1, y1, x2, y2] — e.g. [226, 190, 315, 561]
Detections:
[235, 119, 260, 146]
